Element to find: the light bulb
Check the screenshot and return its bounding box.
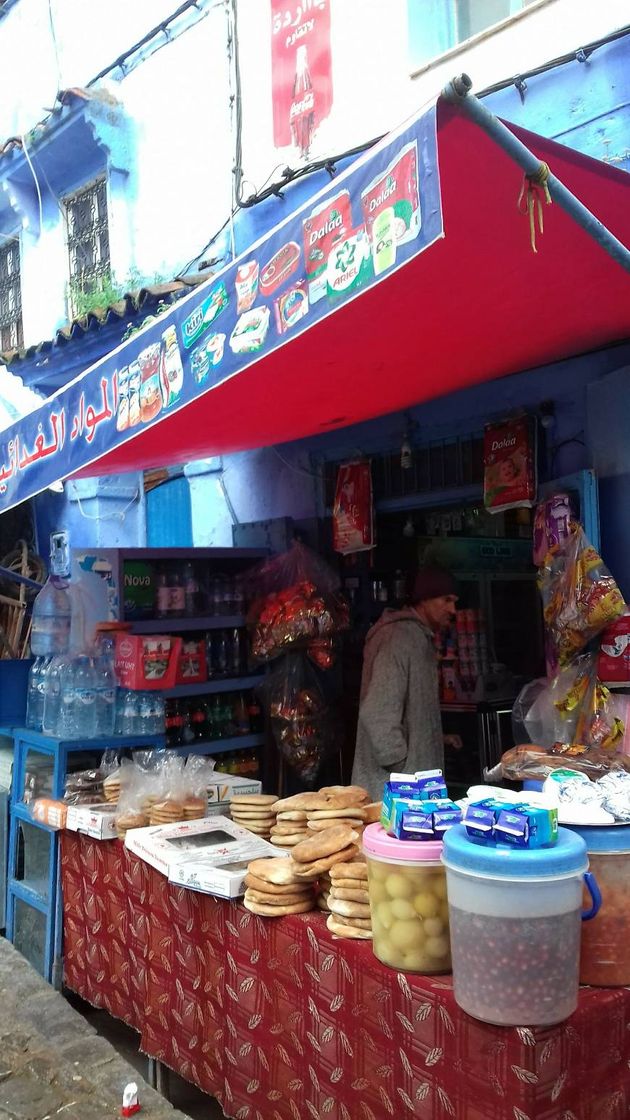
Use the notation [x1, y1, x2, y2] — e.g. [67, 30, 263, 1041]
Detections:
[403, 516, 415, 538]
[401, 436, 412, 470]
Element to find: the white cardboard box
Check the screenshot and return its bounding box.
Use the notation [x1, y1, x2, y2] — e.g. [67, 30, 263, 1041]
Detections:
[66, 802, 118, 841]
[207, 773, 262, 804]
[125, 815, 286, 897]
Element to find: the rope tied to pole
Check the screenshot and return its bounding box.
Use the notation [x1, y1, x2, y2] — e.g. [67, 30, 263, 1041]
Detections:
[518, 161, 552, 252]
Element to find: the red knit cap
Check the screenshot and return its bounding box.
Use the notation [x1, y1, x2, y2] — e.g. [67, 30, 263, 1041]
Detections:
[412, 566, 458, 604]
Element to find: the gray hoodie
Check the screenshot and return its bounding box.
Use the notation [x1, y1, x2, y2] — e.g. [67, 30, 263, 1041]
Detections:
[351, 608, 444, 802]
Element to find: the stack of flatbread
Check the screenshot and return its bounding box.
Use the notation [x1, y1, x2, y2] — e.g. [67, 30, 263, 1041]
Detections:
[229, 794, 279, 838]
[243, 857, 316, 916]
[326, 860, 372, 939]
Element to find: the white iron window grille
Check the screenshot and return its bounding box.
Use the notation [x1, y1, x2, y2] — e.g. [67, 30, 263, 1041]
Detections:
[64, 176, 111, 315]
[0, 239, 24, 352]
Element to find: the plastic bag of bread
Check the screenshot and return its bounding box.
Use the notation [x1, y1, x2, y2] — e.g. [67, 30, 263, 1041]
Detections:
[264, 653, 341, 784]
[245, 541, 349, 663]
[513, 656, 628, 755]
[488, 743, 630, 785]
[539, 525, 625, 670]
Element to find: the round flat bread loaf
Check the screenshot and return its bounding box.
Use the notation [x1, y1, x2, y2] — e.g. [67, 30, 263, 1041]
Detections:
[316, 895, 331, 912]
[273, 792, 331, 812]
[291, 843, 361, 878]
[319, 785, 370, 805]
[327, 914, 373, 939]
[245, 888, 312, 907]
[270, 834, 305, 846]
[271, 821, 308, 835]
[243, 897, 315, 917]
[231, 794, 278, 806]
[328, 898, 371, 919]
[362, 802, 382, 823]
[330, 877, 369, 891]
[330, 886, 370, 904]
[244, 872, 306, 894]
[307, 807, 366, 820]
[329, 913, 372, 929]
[276, 810, 309, 822]
[329, 862, 368, 880]
[247, 858, 296, 885]
[291, 826, 358, 864]
[307, 818, 361, 831]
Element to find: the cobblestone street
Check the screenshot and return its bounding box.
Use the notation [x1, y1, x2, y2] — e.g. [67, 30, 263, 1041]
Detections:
[0, 939, 190, 1120]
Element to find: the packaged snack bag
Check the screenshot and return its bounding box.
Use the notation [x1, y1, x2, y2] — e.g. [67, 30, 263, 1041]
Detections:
[332, 460, 374, 555]
[533, 493, 573, 567]
[483, 416, 537, 513]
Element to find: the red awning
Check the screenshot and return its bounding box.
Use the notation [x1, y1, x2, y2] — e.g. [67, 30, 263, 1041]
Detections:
[89, 101, 630, 475]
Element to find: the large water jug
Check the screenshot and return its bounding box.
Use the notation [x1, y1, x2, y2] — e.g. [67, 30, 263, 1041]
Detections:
[31, 533, 71, 656]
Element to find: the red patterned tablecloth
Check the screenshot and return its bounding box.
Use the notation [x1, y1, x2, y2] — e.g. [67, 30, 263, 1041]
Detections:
[61, 832, 630, 1120]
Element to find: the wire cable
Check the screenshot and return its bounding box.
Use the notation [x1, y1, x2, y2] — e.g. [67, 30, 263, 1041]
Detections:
[20, 134, 44, 236]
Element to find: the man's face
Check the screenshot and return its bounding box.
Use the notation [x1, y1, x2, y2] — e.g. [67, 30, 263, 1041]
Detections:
[421, 594, 458, 632]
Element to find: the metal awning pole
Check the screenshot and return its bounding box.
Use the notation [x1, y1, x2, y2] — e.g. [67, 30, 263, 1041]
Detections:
[442, 73, 630, 275]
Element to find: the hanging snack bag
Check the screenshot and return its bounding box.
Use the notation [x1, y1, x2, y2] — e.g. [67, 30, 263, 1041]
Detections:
[533, 493, 573, 567]
[264, 653, 340, 784]
[483, 415, 537, 513]
[247, 541, 349, 663]
[332, 460, 374, 555]
[539, 526, 625, 667]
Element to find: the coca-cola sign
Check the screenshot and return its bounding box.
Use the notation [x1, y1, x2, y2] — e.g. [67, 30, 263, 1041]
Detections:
[271, 0, 333, 158]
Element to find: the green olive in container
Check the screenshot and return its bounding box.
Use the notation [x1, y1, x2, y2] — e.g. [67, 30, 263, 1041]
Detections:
[363, 824, 451, 973]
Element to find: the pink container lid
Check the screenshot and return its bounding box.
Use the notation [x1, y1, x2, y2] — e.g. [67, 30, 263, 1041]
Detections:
[362, 823, 444, 862]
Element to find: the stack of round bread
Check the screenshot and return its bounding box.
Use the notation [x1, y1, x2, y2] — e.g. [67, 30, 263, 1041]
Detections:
[243, 857, 316, 916]
[289, 823, 362, 881]
[326, 861, 372, 939]
[103, 771, 121, 804]
[115, 810, 148, 839]
[230, 794, 279, 838]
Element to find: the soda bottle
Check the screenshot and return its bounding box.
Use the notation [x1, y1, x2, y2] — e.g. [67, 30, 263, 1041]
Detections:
[234, 692, 250, 737]
[191, 699, 207, 741]
[183, 562, 198, 617]
[156, 566, 171, 618]
[171, 700, 185, 745]
[211, 695, 224, 739]
[216, 631, 228, 676]
[223, 576, 234, 615]
[169, 569, 185, 617]
[233, 580, 245, 617]
[247, 692, 264, 734]
[181, 701, 195, 745]
[222, 697, 236, 739]
[212, 577, 223, 616]
[230, 628, 242, 675]
[289, 44, 315, 158]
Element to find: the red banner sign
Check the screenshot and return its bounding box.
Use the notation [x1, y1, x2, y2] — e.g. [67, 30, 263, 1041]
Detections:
[270, 0, 333, 158]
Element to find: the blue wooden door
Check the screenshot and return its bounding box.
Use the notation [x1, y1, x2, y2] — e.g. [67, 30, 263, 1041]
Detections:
[146, 477, 193, 547]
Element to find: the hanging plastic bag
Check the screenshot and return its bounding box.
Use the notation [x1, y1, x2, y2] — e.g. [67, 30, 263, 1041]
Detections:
[490, 743, 630, 785]
[264, 653, 340, 784]
[246, 541, 349, 663]
[539, 526, 625, 668]
[332, 460, 375, 555]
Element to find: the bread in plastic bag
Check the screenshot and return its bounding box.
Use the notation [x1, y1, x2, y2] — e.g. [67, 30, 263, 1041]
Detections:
[539, 526, 625, 669]
[488, 743, 630, 785]
[246, 541, 349, 663]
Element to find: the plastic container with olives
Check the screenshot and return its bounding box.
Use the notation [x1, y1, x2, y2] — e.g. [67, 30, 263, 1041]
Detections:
[363, 824, 451, 974]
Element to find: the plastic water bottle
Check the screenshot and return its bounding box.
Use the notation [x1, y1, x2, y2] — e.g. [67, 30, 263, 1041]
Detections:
[42, 655, 72, 736]
[58, 657, 79, 739]
[138, 692, 154, 737]
[147, 692, 165, 736]
[94, 652, 117, 737]
[31, 576, 71, 655]
[121, 690, 139, 737]
[26, 655, 50, 730]
[73, 655, 97, 739]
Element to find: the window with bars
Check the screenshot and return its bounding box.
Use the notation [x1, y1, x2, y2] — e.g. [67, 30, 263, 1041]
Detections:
[63, 176, 111, 316]
[0, 239, 24, 352]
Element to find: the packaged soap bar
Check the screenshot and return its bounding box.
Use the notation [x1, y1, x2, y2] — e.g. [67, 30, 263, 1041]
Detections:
[464, 797, 558, 848]
[395, 798, 462, 840]
[381, 770, 447, 830]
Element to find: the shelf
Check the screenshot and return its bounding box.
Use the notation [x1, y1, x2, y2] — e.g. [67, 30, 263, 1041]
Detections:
[163, 673, 265, 699]
[12, 729, 166, 751]
[130, 615, 247, 634]
[165, 733, 265, 757]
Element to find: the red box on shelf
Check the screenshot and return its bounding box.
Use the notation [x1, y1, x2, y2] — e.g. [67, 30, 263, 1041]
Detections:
[115, 633, 182, 690]
[176, 640, 207, 685]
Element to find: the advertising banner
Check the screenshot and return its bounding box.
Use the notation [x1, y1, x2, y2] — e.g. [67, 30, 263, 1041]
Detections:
[332, 460, 374, 554]
[0, 101, 442, 513]
[271, 0, 333, 157]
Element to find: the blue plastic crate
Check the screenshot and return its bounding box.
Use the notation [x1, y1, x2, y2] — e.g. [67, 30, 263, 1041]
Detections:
[0, 660, 33, 727]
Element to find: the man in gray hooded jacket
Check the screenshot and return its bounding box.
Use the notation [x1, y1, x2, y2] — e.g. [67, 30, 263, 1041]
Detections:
[351, 567, 459, 801]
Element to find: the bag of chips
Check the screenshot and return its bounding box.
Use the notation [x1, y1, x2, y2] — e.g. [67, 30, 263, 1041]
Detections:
[264, 653, 341, 785]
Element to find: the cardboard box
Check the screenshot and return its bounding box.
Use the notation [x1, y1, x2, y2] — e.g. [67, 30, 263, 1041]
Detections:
[115, 633, 182, 690]
[125, 816, 286, 897]
[66, 802, 118, 840]
[208, 773, 262, 805]
[32, 798, 67, 830]
[176, 640, 207, 685]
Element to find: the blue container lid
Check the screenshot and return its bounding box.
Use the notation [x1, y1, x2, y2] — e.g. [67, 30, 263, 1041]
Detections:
[564, 823, 630, 853]
[442, 824, 588, 879]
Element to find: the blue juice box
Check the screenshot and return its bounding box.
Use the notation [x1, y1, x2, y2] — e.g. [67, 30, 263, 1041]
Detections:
[381, 770, 447, 831]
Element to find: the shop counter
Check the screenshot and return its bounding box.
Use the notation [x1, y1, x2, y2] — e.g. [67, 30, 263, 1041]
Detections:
[61, 832, 630, 1120]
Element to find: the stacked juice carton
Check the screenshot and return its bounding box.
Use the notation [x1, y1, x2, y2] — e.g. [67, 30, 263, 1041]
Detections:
[381, 771, 462, 839]
[462, 785, 558, 848]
